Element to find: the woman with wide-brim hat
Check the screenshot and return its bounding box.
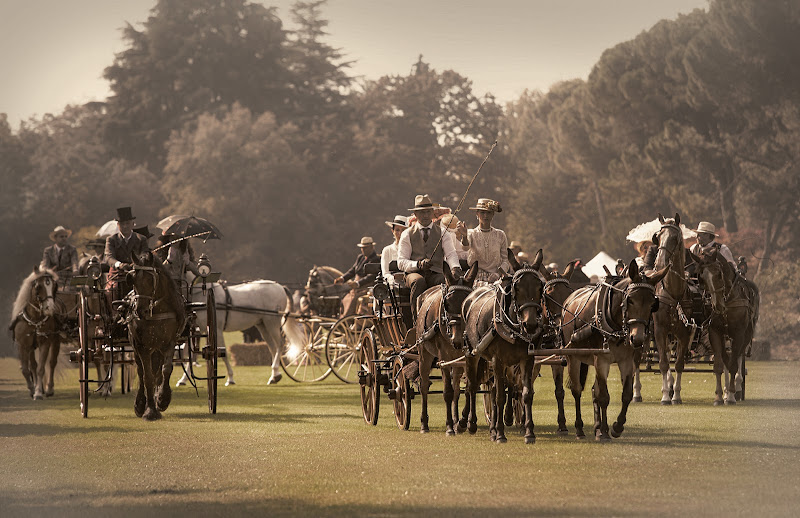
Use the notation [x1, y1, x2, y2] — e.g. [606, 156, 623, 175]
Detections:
[381, 215, 409, 285]
[457, 198, 510, 286]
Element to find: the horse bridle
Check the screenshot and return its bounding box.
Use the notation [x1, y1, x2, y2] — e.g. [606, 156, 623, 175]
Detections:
[440, 283, 473, 337]
[619, 282, 657, 340]
[21, 273, 57, 332]
[542, 277, 571, 347]
[128, 265, 171, 319]
[496, 267, 543, 329]
[654, 224, 685, 281]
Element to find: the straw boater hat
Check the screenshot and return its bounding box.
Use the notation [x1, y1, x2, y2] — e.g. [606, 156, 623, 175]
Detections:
[408, 194, 435, 212]
[439, 214, 460, 232]
[385, 215, 409, 229]
[470, 198, 502, 212]
[357, 236, 376, 248]
[49, 225, 72, 241]
[115, 206, 136, 222]
[694, 221, 719, 237]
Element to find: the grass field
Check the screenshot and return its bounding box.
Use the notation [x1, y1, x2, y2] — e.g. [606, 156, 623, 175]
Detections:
[1, 356, 799, 517]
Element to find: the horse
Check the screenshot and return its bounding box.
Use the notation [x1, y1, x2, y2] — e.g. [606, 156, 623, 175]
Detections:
[693, 249, 759, 405]
[175, 272, 306, 386]
[303, 265, 347, 317]
[415, 261, 479, 435]
[560, 260, 668, 441]
[127, 251, 186, 420]
[9, 267, 60, 399]
[644, 212, 700, 405]
[462, 249, 544, 444]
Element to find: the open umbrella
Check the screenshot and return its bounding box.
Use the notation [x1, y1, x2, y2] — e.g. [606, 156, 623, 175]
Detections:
[162, 216, 223, 240]
[156, 214, 189, 232]
[626, 218, 695, 243]
[96, 219, 118, 237]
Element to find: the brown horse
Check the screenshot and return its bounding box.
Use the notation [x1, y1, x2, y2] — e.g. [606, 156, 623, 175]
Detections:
[463, 249, 544, 444]
[693, 249, 759, 405]
[561, 261, 668, 441]
[127, 252, 186, 420]
[415, 261, 479, 435]
[10, 267, 60, 399]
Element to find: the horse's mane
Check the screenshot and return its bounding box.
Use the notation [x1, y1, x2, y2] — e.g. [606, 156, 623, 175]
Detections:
[314, 265, 343, 278]
[11, 268, 58, 321]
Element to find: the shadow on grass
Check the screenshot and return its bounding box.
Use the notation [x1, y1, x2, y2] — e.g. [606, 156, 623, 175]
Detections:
[176, 410, 362, 424]
[0, 423, 123, 437]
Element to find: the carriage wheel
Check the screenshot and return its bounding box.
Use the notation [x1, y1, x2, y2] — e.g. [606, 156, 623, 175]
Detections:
[359, 333, 379, 425]
[280, 318, 332, 382]
[206, 288, 218, 414]
[392, 357, 412, 430]
[326, 314, 371, 384]
[78, 291, 90, 418]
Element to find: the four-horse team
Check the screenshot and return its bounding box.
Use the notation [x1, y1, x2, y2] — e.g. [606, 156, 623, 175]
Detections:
[9, 197, 759, 440]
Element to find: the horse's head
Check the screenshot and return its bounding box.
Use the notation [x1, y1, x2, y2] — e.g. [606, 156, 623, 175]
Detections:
[653, 212, 684, 271]
[621, 260, 668, 347]
[694, 250, 728, 315]
[30, 266, 58, 316]
[507, 248, 545, 335]
[442, 262, 479, 348]
[129, 251, 167, 299]
[541, 259, 576, 326]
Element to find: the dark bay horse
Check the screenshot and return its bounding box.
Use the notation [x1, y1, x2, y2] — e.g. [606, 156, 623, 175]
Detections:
[462, 249, 544, 444]
[560, 261, 668, 441]
[9, 267, 60, 399]
[127, 252, 186, 420]
[693, 250, 759, 405]
[415, 261, 479, 435]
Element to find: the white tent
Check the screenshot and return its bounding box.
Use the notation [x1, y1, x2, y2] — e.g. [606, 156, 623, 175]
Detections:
[581, 251, 618, 279]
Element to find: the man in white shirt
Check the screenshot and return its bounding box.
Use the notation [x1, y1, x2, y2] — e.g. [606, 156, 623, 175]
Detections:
[397, 194, 463, 319]
[689, 221, 736, 267]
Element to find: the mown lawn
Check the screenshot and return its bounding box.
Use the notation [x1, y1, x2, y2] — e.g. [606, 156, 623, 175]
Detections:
[1, 356, 798, 517]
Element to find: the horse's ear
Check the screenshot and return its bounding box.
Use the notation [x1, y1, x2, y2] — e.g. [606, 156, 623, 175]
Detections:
[531, 249, 543, 271]
[464, 261, 480, 285]
[507, 248, 520, 272]
[658, 213, 665, 224]
[674, 213, 680, 225]
[443, 261, 455, 285]
[563, 260, 577, 280]
[33, 265, 40, 274]
[538, 262, 553, 281]
[628, 259, 640, 282]
[687, 249, 703, 265]
[647, 264, 670, 286]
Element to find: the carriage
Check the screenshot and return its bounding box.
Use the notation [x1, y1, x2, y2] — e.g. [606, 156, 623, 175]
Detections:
[67, 255, 223, 417]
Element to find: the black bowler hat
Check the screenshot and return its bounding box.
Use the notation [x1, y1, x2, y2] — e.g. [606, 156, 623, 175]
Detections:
[115, 207, 136, 222]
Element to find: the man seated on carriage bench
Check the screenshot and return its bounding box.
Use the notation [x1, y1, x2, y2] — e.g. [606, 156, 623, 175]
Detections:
[334, 236, 381, 316]
[41, 225, 79, 282]
[397, 194, 463, 321]
[103, 207, 150, 313]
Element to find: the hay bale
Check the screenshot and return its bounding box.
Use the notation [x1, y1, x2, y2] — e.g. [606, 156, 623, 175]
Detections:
[229, 342, 274, 366]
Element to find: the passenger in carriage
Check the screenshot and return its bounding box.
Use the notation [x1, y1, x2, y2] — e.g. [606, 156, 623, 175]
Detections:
[397, 194, 463, 320]
[334, 236, 381, 316]
[40, 225, 79, 281]
[455, 198, 510, 286]
[689, 221, 736, 267]
[104, 206, 150, 301]
[381, 215, 409, 286]
[163, 235, 200, 288]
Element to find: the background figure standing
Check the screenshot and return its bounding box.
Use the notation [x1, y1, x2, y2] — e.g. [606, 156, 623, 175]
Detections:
[40, 225, 79, 282]
[335, 236, 380, 316]
[456, 198, 509, 286]
[381, 215, 408, 286]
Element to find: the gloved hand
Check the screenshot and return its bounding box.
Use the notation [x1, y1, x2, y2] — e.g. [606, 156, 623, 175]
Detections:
[488, 272, 501, 283]
[346, 280, 358, 289]
[451, 267, 464, 279]
[418, 259, 431, 271]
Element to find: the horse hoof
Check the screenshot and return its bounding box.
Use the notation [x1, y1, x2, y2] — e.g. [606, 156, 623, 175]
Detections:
[420, 428, 430, 434]
[556, 427, 569, 436]
[725, 399, 736, 406]
[713, 400, 723, 406]
[671, 399, 683, 405]
[225, 379, 235, 386]
[267, 373, 282, 385]
[611, 423, 623, 438]
[735, 391, 743, 400]
[45, 392, 54, 398]
[143, 408, 162, 421]
[632, 396, 642, 403]
[576, 433, 586, 440]
[175, 380, 186, 387]
[33, 394, 44, 400]
[660, 400, 672, 406]
[596, 433, 611, 442]
[446, 429, 456, 437]
[468, 424, 477, 435]
[496, 436, 508, 444]
[456, 422, 467, 434]
[524, 436, 536, 445]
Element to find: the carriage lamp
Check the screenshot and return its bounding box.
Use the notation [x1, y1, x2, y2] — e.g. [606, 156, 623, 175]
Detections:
[372, 281, 391, 302]
[197, 254, 212, 277]
[86, 257, 103, 281]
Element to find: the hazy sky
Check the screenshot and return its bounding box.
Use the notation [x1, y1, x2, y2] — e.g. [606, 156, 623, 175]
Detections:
[1, 0, 708, 128]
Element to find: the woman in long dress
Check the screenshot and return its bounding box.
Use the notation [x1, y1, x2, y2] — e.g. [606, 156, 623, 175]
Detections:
[456, 198, 509, 286]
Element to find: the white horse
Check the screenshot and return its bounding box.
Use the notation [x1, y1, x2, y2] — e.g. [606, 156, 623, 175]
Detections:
[176, 274, 304, 387]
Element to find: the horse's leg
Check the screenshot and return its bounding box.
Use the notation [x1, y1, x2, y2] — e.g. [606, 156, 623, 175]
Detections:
[633, 364, 642, 403]
[551, 364, 568, 434]
[655, 325, 672, 405]
[452, 365, 465, 434]
[612, 353, 635, 438]
[734, 354, 744, 400]
[157, 348, 175, 411]
[175, 339, 190, 387]
[672, 326, 689, 405]
[33, 340, 46, 400]
[257, 320, 282, 385]
[522, 358, 535, 444]
[464, 356, 478, 434]
[493, 355, 507, 443]
[218, 331, 235, 386]
[139, 350, 162, 421]
[593, 359, 611, 441]
[418, 346, 431, 434]
[45, 338, 60, 397]
[709, 329, 726, 405]
[18, 338, 35, 397]
[442, 365, 456, 436]
[133, 350, 146, 417]
[569, 359, 587, 439]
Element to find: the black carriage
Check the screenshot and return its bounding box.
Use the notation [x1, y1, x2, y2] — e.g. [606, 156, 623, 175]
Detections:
[67, 256, 224, 417]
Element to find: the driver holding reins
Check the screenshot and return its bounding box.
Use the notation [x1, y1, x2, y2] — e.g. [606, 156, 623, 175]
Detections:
[104, 206, 150, 302]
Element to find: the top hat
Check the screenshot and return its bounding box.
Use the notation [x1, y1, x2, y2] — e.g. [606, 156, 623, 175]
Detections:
[694, 221, 719, 236]
[115, 206, 136, 222]
[470, 198, 502, 213]
[49, 225, 72, 241]
[385, 215, 409, 229]
[133, 224, 155, 239]
[357, 236, 376, 248]
[408, 194, 435, 212]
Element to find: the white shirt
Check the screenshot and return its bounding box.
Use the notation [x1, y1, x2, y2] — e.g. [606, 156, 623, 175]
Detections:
[381, 242, 399, 284]
[461, 227, 510, 276]
[690, 241, 736, 266]
[397, 223, 461, 273]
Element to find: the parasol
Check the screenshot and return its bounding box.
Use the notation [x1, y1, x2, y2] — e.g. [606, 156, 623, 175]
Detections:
[626, 218, 695, 243]
[156, 214, 190, 232]
[96, 219, 118, 237]
[162, 216, 223, 240]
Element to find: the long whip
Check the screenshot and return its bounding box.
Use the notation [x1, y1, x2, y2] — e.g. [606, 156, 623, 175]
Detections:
[427, 140, 498, 261]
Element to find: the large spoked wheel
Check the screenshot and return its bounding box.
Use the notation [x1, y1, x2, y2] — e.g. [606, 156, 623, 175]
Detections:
[205, 288, 218, 414]
[78, 291, 90, 418]
[392, 357, 412, 430]
[280, 318, 332, 382]
[359, 332, 379, 425]
[326, 314, 372, 384]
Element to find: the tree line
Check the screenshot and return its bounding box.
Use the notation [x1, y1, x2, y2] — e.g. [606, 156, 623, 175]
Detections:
[2, 0, 798, 354]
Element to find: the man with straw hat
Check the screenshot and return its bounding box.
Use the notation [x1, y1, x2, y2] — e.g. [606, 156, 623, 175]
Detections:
[41, 225, 79, 278]
[335, 236, 380, 316]
[689, 221, 736, 267]
[457, 197, 510, 286]
[381, 215, 409, 286]
[397, 194, 463, 320]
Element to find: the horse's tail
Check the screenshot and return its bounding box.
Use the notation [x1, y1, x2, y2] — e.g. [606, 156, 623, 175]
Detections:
[280, 286, 305, 351]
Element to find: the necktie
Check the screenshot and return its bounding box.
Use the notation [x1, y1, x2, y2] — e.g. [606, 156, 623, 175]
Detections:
[58, 247, 65, 269]
[422, 228, 429, 243]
